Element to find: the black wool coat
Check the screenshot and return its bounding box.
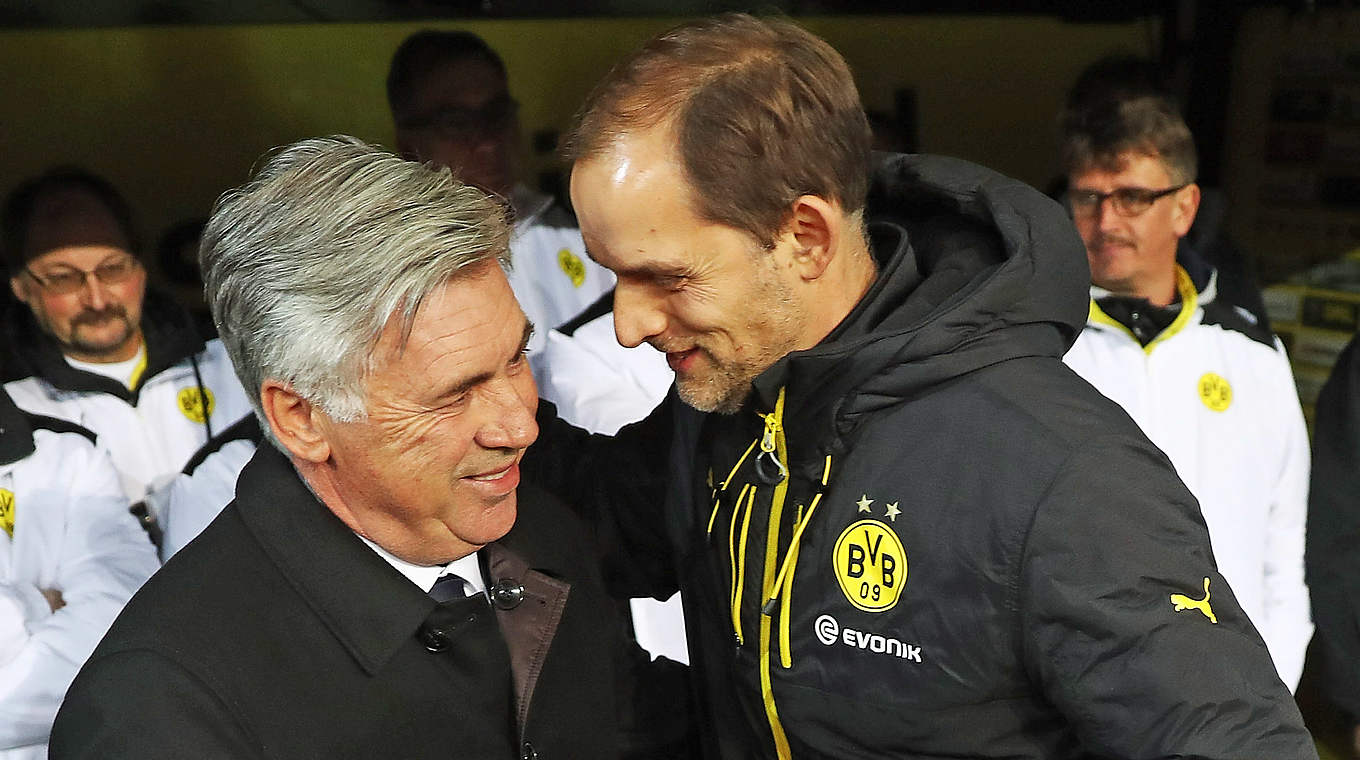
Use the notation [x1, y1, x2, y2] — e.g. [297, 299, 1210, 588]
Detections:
[50, 443, 629, 760]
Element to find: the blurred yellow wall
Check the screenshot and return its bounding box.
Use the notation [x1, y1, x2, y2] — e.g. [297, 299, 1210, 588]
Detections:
[0, 15, 1151, 255]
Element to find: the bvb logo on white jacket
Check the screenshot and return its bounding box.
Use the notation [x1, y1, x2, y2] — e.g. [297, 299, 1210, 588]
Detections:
[177, 386, 216, 424]
[1197, 372, 1232, 412]
[0, 487, 13, 537]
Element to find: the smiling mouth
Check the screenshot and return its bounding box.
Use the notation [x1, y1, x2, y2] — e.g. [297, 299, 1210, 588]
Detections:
[665, 347, 700, 373]
[468, 465, 514, 481]
[461, 461, 521, 499]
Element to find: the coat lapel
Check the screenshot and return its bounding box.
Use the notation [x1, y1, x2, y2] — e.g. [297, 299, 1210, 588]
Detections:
[485, 542, 570, 735]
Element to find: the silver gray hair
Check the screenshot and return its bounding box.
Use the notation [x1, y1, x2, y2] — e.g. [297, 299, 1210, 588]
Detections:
[200, 135, 511, 433]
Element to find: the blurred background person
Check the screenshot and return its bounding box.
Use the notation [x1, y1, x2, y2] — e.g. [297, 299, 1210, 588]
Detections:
[1, 168, 250, 541]
[1060, 92, 1312, 690]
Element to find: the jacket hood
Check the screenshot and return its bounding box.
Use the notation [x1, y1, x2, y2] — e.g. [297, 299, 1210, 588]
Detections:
[751, 153, 1089, 460]
[0, 287, 204, 397]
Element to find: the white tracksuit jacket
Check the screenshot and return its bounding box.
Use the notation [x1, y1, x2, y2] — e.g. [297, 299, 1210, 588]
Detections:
[506, 185, 615, 355]
[1064, 266, 1312, 690]
[5, 338, 250, 510]
[0, 404, 159, 759]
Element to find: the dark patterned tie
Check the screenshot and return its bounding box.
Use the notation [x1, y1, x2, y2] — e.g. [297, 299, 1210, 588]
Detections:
[429, 572, 471, 603]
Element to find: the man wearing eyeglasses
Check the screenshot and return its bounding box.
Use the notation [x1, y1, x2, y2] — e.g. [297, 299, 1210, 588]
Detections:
[1061, 95, 1312, 691]
[1, 168, 250, 532]
[387, 30, 619, 357]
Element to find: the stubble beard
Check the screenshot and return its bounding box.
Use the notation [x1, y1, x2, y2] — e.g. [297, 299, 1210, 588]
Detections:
[674, 269, 805, 416]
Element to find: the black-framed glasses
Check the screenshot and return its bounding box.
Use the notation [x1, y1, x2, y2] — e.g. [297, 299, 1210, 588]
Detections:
[398, 96, 520, 143]
[24, 256, 141, 295]
[1066, 184, 1188, 218]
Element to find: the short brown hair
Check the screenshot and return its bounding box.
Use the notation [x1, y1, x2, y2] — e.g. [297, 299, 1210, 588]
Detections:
[1061, 95, 1198, 185]
[564, 14, 872, 248]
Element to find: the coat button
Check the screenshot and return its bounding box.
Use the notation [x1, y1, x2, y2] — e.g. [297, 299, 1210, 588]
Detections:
[520, 740, 537, 760]
[490, 578, 525, 610]
[419, 626, 450, 653]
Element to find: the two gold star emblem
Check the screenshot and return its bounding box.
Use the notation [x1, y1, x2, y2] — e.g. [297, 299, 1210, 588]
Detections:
[856, 494, 900, 521]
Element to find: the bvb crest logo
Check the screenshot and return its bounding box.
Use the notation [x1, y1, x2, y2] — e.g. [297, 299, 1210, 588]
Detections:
[833, 519, 907, 612]
[177, 386, 216, 424]
[0, 488, 14, 537]
[558, 248, 587, 288]
[1197, 372, 1232, 412]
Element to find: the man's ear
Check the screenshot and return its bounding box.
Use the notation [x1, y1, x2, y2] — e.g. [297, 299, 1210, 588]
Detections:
[1172, 183, 1201, 238]
[260, 380, 331, 464]
[783, 195, 842, 282]
[10, 275, 29, 304]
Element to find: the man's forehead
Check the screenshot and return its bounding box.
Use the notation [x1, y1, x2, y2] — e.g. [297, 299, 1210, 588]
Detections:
[373, 264, 518, 353]
[1071, 150, 1172, 185]
[571, 130, 692, 212]
[27, 244, 131, 270]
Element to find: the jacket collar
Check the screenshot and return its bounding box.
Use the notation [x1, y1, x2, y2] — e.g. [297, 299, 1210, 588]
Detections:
[744, 153, 1089, 467]
[234, 443, 571, 687]
[234, 443, 439, 676]
[485, 541, 571, 733]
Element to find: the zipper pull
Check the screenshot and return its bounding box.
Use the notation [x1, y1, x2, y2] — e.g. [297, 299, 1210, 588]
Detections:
[754, 411, 787, 485]
[760, 412, 779, 454]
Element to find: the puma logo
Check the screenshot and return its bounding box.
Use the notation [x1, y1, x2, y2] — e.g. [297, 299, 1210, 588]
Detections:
[1170, 577, 1217, 624]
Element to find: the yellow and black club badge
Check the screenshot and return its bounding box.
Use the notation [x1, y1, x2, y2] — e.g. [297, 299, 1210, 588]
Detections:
[177, 386, 216, 424]
[558, 248, 587, 288]
[1197, 372, 1232, 412]
[833, 495, 907, 612]
[0, 488, 15, 537]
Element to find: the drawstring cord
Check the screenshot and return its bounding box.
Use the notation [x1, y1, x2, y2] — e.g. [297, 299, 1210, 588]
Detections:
[729, 483, 755, 645]
[709, 438, 759, 537]
[762, 494, 824, 616]
[189, 355, 214, 440]
[762, 455, 833, 617]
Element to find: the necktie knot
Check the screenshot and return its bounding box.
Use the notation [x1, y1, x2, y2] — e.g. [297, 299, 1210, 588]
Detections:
[429, 572, 471, 603]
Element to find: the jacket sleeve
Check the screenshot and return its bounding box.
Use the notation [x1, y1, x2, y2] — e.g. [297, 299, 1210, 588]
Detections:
[531, 318, 672, 436]
[159, 440, 255, 562]
[1306, 334, 1360, 719]
[1259, 338, 1313, 692]
[50, 649, 263, 759]
[522, 397, 682, 600]
[0, 441, 160, 750]
[1020, 436, 1317, 760]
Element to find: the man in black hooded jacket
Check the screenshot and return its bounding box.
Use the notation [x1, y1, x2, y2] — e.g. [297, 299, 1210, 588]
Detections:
[524, 14, 1317, 760]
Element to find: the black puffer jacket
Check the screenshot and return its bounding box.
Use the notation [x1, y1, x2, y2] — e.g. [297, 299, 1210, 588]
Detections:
[1306, 334, 1360, 721]
[531, 154, 1315, 759]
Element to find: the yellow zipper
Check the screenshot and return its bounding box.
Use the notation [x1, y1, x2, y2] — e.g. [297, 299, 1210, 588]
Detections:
[756, 388, 792, 758]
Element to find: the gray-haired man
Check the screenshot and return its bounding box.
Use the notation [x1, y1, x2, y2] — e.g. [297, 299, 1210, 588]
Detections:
[49, 136, 649, 759]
